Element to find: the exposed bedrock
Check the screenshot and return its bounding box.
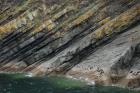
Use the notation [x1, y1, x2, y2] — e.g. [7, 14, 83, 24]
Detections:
[0, 0, 140, 88]
[67, 24, 140, 88]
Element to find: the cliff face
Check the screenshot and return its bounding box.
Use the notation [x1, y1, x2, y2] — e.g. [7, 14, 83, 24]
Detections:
[0, 0, 140, 88]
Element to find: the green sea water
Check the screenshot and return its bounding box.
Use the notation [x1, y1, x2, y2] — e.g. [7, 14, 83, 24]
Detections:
[0, 73, 139, 93]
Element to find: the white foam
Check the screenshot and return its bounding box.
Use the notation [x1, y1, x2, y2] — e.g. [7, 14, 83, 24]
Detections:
[90, 81, 95, 85]
[25, 73, 33, 77]
[67, 75, 95, 85]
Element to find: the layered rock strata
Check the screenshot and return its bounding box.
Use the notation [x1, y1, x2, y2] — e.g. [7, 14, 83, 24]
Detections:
[0, 0, 140, 88]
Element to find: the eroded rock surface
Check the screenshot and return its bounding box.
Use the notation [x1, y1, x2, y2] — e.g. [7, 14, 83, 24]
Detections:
[67, 24, 140, 87]
[0, 0, 140, 88]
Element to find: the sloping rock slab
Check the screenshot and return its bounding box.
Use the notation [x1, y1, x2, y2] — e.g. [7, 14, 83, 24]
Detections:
[67, 24, 140, 86]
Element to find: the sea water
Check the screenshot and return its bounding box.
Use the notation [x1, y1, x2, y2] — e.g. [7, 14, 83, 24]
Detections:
[0, 73, 139, 93]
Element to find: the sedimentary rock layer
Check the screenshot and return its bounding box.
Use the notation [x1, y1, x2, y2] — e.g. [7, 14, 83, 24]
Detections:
[0, 0, 140, 88]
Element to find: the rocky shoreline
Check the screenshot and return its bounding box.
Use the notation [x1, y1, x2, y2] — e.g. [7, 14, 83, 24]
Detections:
[0, 0, 140, 89]
[66, 24, 140, 88]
